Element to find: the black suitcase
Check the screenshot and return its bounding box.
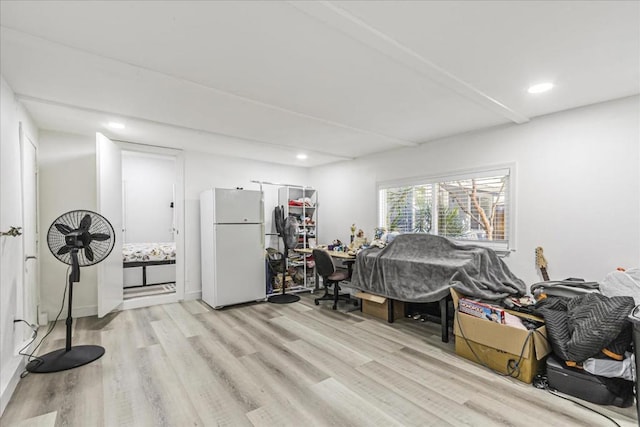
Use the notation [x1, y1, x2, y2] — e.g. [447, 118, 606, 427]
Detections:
[546, 354, 634, 408]
[628, 305, 640, 420]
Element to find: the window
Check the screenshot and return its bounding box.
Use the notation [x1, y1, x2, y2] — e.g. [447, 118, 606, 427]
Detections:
[378, 167, 512, 250]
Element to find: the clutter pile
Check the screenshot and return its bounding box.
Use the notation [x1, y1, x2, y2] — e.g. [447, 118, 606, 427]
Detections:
[449, 257, 640, 411]
[288, 197, 313, 207]
[530, 277, 637, 407]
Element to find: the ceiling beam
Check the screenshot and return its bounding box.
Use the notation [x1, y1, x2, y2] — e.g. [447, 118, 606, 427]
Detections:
[5, 25, 416, 149]
[289, 1, 530, 125]
[15, 94, 356, 161]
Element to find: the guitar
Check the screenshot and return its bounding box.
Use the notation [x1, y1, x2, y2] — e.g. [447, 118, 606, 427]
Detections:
[535, 247, 550, 281]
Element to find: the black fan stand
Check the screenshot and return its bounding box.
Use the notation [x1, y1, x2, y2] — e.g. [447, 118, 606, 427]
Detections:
[268, 241, 300, 304]
[26, 249, 105, 373]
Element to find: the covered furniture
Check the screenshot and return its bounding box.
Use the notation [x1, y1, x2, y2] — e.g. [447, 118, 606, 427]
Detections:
[351, 233, 526, 341]
[313, 248, 355, 310]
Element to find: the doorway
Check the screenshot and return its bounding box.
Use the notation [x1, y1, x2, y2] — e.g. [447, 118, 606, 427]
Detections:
[122, 150, 178, 301]
[120, 145, 184, 310]
[96, 133, 185, 314]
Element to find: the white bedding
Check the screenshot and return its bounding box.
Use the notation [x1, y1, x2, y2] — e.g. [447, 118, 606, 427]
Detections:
[123, 242, 176, 262]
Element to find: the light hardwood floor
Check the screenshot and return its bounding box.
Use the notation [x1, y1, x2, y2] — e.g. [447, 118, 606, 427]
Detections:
[2, 294, 637, 427]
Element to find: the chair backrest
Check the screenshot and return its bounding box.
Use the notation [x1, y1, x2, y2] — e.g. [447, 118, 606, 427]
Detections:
[312, 249, 336, 278]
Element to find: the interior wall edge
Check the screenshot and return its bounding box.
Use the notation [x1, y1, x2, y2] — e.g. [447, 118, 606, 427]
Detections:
[0, 356, 25, 417]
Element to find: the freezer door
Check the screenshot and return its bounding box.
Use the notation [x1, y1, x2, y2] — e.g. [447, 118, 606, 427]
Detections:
[214, 188, 263, 224]
[212, 223, 265, 307]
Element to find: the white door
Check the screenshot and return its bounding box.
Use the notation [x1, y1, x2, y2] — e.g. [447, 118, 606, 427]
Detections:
[21, 125, 38, 328]
[96, 133, 123, 317]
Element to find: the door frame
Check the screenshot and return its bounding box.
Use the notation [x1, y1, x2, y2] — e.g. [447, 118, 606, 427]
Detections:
[19, 122, 38, 331]
[117, 142, 185, 310]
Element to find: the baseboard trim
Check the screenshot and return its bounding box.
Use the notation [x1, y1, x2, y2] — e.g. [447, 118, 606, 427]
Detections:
[72, 305, 97, 318]
[184, 290, 202, 301]
[121, 293, 178, 310]
[1, 355, 25, 417]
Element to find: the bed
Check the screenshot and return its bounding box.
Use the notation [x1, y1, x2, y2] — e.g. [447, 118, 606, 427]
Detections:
[350, 233, 526, 341]
[123, 242, 176, 288]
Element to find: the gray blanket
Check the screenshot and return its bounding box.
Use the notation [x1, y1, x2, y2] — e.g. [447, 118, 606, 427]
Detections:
[350, 234, 525, 302]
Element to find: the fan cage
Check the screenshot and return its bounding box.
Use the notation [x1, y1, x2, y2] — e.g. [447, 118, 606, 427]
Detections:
[47, 210, 115, 267]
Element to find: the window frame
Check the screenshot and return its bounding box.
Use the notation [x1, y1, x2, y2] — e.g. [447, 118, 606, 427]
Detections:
[377, 164, 516, 253]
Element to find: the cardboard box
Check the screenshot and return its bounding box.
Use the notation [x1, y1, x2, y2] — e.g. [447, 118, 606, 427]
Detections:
[355, 291, 405, 322]
[451, 289, 551, 383]
[459, 298, 505, 324]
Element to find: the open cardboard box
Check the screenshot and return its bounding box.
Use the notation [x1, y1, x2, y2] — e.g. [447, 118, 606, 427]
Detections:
[450, 288, 551, 383]
[355, 291, 405, 322]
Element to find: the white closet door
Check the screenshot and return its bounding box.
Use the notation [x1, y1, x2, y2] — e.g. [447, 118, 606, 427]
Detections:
[96, 133, 123, 317]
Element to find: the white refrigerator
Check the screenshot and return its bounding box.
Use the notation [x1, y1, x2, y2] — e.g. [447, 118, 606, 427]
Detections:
[200, 188, 266, 308]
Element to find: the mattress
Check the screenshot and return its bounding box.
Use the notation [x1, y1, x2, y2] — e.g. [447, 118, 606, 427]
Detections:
[122, 242, 176, 263]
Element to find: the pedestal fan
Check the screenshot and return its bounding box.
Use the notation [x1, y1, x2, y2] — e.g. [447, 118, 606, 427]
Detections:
[268, 208, 300, 304]
[26, 210, 115, 373]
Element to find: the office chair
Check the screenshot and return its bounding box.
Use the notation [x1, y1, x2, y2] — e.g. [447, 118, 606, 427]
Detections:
[312, 248, 356, 310]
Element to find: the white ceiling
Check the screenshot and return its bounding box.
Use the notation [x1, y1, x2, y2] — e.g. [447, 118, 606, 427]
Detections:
[1, 1, 638, 167]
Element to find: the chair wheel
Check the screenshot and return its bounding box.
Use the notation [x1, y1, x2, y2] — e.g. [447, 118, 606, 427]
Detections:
[314, 300, 319, 306]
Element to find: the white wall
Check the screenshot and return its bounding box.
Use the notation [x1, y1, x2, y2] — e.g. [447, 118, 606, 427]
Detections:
[310, 96, 640, 287]
[0, 75, 38, 415]
[122, 151, 176, 243]
[38, 131, 97, 319]
[37, 135, 309, 303]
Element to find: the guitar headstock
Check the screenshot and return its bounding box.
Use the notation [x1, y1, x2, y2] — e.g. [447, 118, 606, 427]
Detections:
[535, 247, 547, 269]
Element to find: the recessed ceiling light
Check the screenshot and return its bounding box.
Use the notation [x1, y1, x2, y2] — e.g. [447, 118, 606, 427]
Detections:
[296, 153, 308, 160]
[108, 122, 125, 129]
[527, 83, 554, 94]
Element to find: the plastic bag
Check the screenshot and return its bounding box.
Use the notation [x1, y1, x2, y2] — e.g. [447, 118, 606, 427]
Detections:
[583, 352, 635, 381]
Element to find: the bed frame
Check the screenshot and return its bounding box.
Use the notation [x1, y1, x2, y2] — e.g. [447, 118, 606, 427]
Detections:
[123, 259, 176, 288]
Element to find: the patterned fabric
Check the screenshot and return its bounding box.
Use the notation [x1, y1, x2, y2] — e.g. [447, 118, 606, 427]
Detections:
[122, 242, 176, 262]
[535, 293, 634, 363]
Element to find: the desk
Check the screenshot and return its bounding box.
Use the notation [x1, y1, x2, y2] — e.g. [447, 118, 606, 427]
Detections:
[296, 247, 450, 342]
[294, 248, 356, 293]
[294, 248, 355, 259]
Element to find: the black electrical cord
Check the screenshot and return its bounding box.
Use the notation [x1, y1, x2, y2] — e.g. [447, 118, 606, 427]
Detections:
[13, 319, 38, 360]
[454, 309, 533, 379]
[20, 266, 70, 377]
[546, 388, 621, 427]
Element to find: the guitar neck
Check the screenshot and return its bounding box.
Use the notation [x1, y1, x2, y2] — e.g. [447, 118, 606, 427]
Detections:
[535, 247, 550, 281]
[540, 266, 550, 281]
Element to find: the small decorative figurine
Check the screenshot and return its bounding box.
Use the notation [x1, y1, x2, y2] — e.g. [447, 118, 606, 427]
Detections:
[349, 229, 367, 250]
[371, 227, 388, 248]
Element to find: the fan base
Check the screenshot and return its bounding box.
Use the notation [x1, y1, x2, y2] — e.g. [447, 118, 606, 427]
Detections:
[268, 294, 300, 304]
[26, 345, 105, 373]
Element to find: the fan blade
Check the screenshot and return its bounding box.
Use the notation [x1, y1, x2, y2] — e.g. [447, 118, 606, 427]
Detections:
[57, 245, 72, 255]
[55, 223, 73, 235]
[79, 214, 92, 231]
[84, 245, 94, 262]
[91, 233, 110, 241]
